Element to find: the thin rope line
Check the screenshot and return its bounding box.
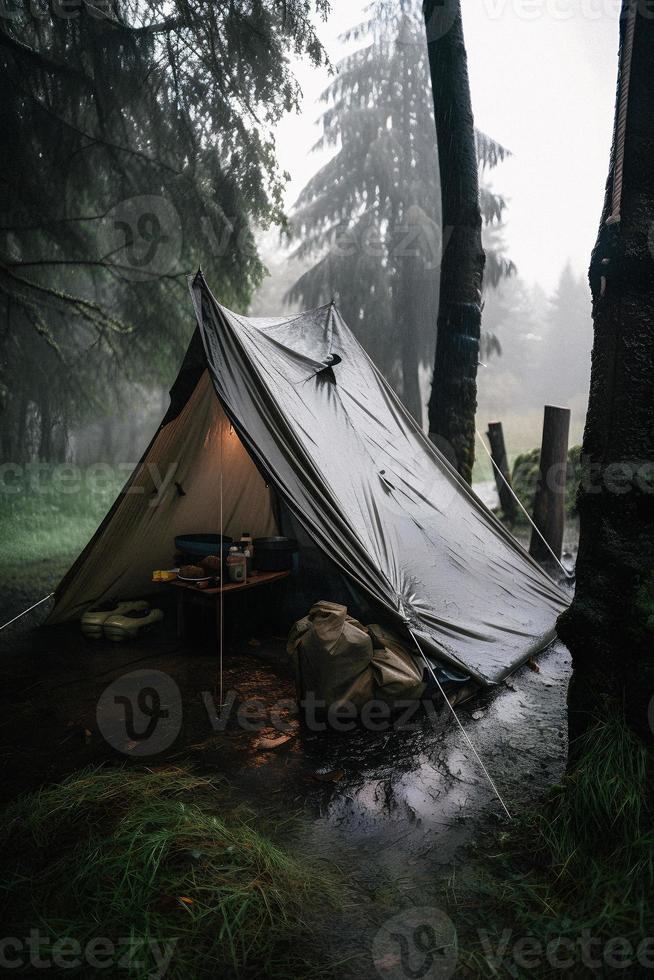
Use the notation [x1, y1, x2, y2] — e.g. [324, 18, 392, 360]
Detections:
[1, 593, 54, 631]
[475, 428, 574, 580]
[406, 625, 512, 821]
[609, 0, 638, 222]
[219, 423, 224, 708]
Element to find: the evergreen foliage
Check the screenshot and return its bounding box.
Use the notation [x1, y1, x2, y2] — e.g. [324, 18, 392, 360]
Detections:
[287, 0, 513, 422]
[540, 262, 594, 408]
[1, 0, 329, 459]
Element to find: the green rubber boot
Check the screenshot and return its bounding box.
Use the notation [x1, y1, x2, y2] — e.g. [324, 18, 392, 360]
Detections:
[103, 607, 164, 642]
[81, 600, 149, 639]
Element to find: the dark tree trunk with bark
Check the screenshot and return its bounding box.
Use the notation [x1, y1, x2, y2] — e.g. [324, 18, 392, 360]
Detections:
[38, 394, 52, 462]
[558, 3, 654, 746]
[423, 0, 485, 483]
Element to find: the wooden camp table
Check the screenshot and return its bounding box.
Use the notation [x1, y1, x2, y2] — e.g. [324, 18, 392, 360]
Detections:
[168, 570, 291, 639]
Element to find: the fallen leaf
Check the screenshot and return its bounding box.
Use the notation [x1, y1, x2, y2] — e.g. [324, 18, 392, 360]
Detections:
[178, 896, 194, 905]
[248, 638, 261, 647]
[254, 733, 294, 751]
[471, 710, 485, 720]
[526, 658, 540, 673]
[374, 953, 401, 970]
[312, 769, 344, 782]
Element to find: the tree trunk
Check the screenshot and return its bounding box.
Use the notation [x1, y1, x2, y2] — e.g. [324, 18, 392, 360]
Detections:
[423, 0, 485, 484]
[557, 2, 654, 747]
[2, 397, 16, 464]
[38, 394, 52, 462]
[396, 22, 424, 429]
[529, 405, 570, 565]
[15, 393, 30, 464]
[401, 321, 423, 425]
[53, 413, 68, 461]
[487, 421, 517, 523]
[99, 416, 115, 461]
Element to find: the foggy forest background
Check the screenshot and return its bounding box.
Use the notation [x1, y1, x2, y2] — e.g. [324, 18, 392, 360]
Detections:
[1, 0, 592, 481]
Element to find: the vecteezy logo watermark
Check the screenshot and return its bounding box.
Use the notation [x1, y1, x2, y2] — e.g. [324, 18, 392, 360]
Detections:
[95, 672, 452, 756]
[0, 932, 176, 976]
[372, 907, 458, 980]
[96, 670, 182, 756]
[478, 929, 654, 972]
[0, 0, 115, 21]
[97, 195, 182, 281]
[324, 215, 443, 272]
[466, 1, 652, 24]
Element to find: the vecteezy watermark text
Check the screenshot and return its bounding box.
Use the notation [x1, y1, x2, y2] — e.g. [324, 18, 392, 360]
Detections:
[96, 670, 451, 756]
[0, 932, 176, 976]
[479, 928, 654, 973]
[372, 907, 654, 979]
[0, 461, 180, 507]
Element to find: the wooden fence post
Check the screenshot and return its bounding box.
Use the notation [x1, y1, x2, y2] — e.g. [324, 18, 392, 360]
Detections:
[529, 405, 571, 564]
[486, 421, 516, 522]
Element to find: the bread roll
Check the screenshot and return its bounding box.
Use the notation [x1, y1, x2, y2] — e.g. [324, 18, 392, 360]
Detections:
[179, 564, 205, 579]
[200, 555, 223, 572]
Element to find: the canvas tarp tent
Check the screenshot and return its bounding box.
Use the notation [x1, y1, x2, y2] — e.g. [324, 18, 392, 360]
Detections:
[49, 272, 568, 686]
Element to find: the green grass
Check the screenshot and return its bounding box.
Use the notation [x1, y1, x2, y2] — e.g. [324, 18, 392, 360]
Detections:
[454, 715, 654, 977]
[0, 766, 337, 978]
[0, 464, 124, 567]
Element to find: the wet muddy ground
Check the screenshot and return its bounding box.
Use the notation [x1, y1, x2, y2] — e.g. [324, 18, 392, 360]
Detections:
[0, 571, 573, 976]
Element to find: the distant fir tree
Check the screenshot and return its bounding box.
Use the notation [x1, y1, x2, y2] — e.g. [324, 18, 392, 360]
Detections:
[0, 0, 328, 460]
[286, 0, 512, 425]
[541, 263, 593, 408]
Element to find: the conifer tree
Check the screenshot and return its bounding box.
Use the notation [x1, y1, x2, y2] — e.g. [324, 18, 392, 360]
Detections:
[287, 0, 511, 426]
[1, 0, 328, 457]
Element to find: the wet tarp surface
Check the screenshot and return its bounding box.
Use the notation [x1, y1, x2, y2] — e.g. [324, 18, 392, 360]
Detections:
[190, 274, 568, 685]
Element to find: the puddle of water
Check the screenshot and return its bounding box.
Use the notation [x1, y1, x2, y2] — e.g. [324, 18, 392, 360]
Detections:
[0, 609, 572, 968]
[201, 640, 571, 899]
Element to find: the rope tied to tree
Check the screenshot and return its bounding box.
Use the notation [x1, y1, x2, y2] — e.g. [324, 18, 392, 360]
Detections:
[608, 0, 639, 226]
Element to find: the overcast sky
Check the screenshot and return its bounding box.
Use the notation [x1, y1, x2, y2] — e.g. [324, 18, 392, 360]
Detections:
[273, 0, 621, 292]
